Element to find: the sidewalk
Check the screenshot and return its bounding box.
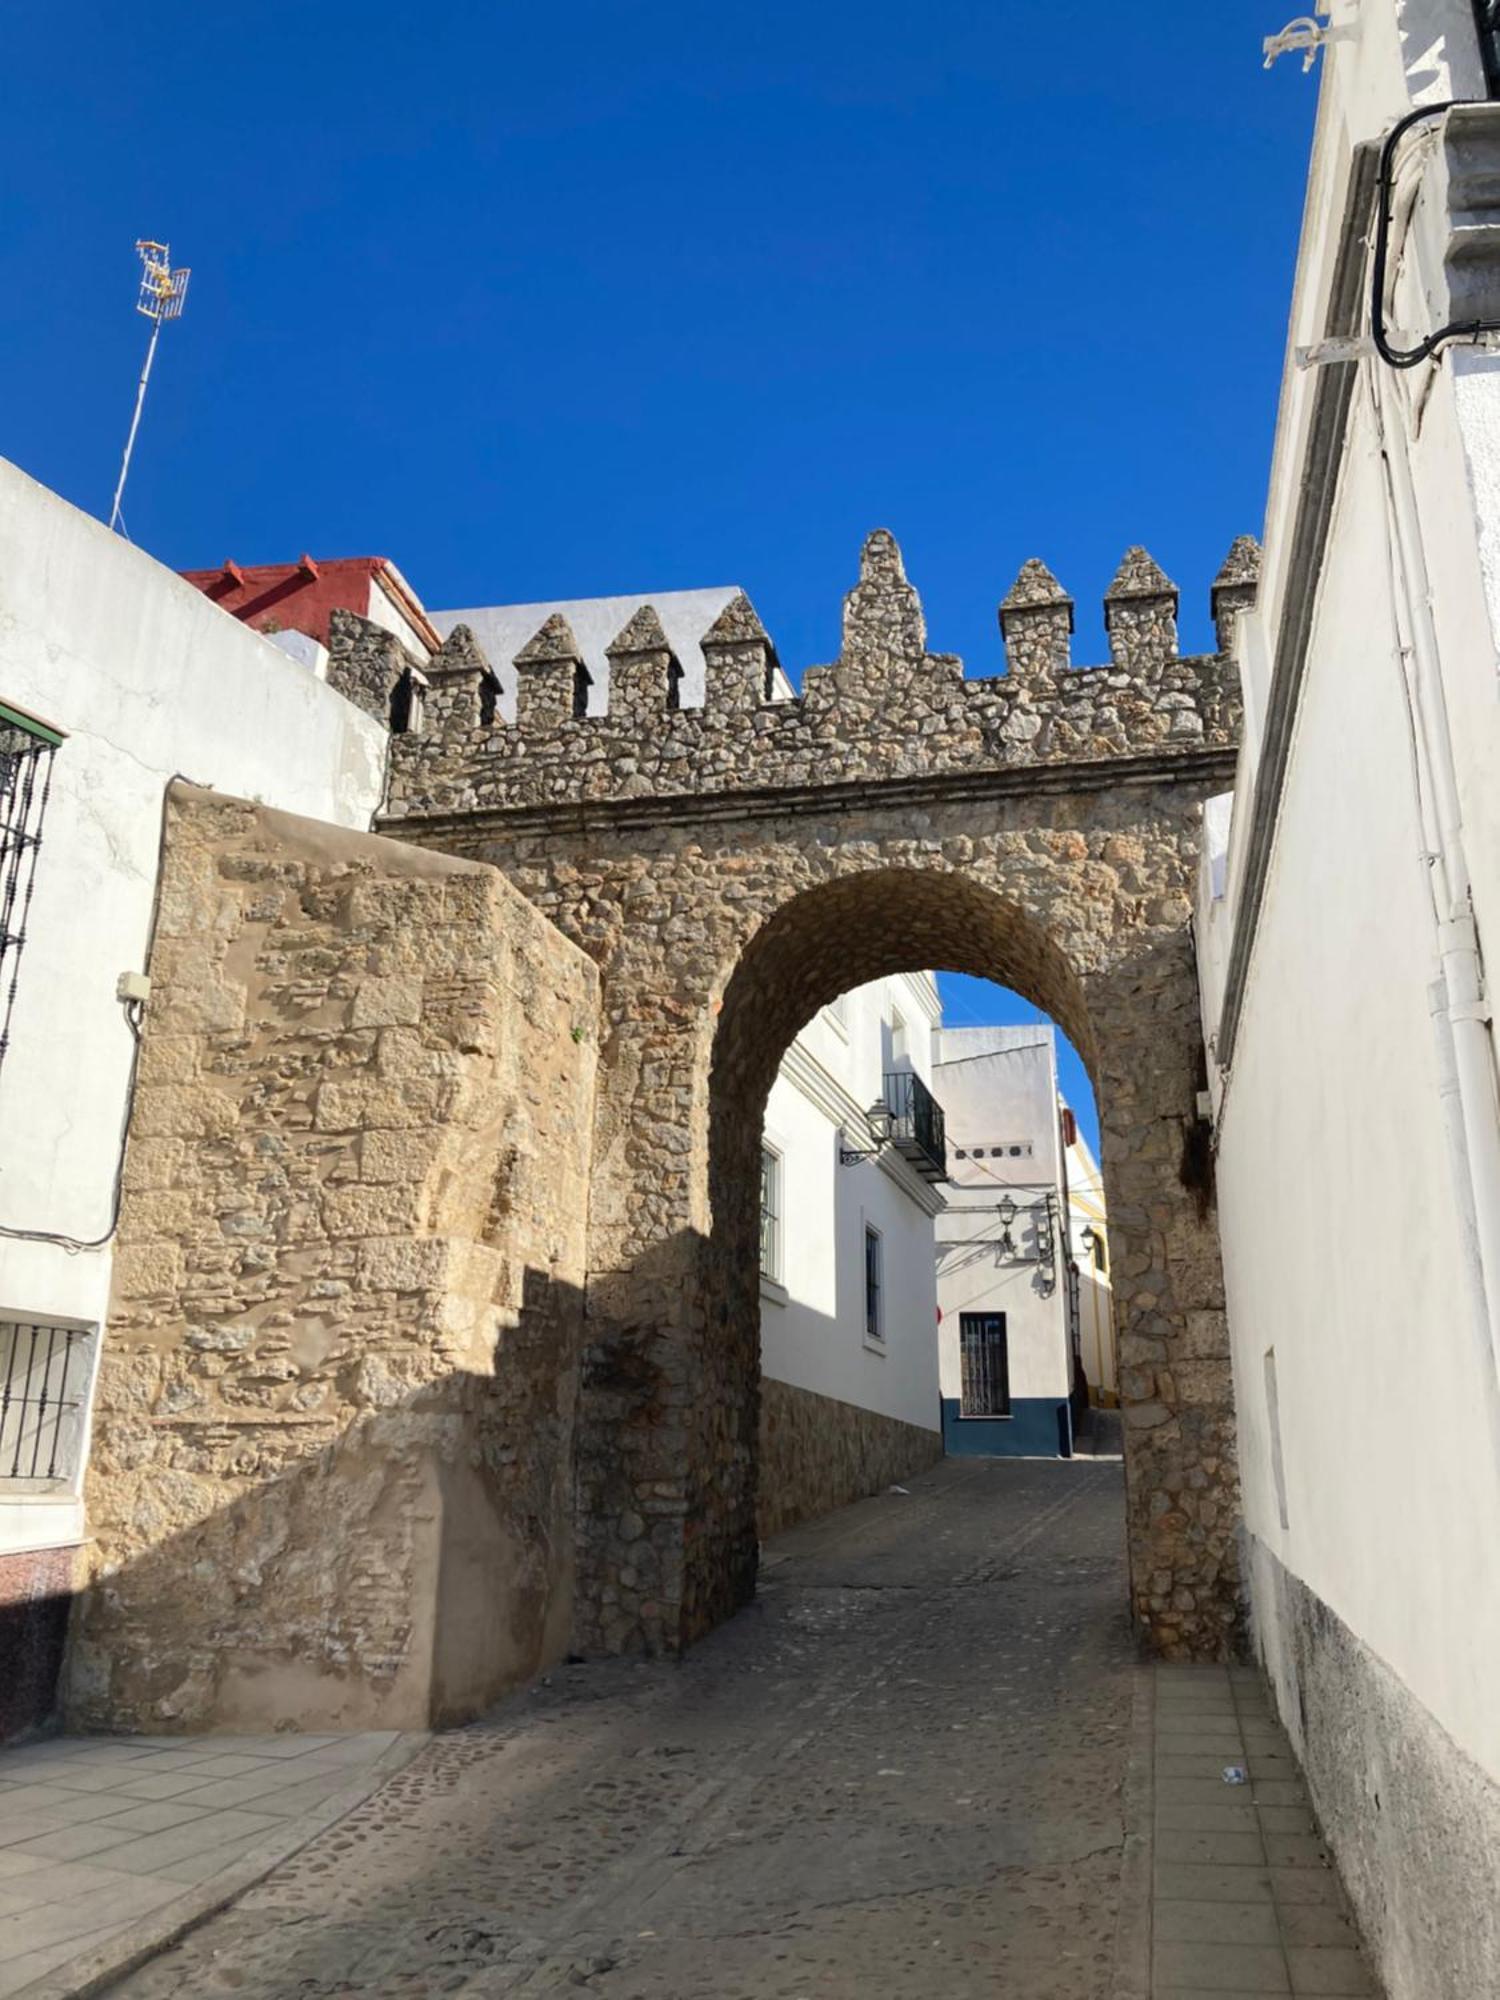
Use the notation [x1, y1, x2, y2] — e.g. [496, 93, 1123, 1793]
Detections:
[0, 1728, 425, 1999]
[1146, 1663, 1377, 1997]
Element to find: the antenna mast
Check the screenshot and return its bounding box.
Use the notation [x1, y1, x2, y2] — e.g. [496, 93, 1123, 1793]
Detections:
[108, 240, 190, 537]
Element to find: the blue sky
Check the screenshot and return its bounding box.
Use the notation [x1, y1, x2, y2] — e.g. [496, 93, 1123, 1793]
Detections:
[6, 4, 1318, 1149]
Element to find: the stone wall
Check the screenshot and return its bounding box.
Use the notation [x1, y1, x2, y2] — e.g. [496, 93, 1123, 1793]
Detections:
[757, 1379, 943, 1541]
[383, 535, 1250, 823]
[378, 530, 1249, 1667]
[66, 785, 598, 1733]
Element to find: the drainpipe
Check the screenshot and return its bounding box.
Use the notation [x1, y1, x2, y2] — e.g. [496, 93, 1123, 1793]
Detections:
[1367, 359, 1500, 1392]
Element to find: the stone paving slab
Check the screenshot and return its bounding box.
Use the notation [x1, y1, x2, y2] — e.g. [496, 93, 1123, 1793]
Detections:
[1149, 1665, 1381, 1997]
[0, 1729, 426, 1999]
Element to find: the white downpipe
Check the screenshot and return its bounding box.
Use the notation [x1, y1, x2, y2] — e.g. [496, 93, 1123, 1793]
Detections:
[1368, 359, 1500, 1386]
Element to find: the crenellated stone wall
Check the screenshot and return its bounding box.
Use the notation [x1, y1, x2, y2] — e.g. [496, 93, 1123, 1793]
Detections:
[378, 529, 1258, 1665]
[67, 785, 598, 1734]
[380, 537, 1246, 822]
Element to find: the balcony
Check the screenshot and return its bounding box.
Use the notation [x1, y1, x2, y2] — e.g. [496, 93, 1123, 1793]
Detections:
[881, 1070, 948, 1183]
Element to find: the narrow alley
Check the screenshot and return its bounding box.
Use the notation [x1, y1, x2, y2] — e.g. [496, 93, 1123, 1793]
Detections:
[97, 1461, 1374, 1999]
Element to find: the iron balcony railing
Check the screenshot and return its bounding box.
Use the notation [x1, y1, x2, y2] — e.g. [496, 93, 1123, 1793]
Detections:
[1478, 1, 1500, 96]
[882, 1069, 948, 1183]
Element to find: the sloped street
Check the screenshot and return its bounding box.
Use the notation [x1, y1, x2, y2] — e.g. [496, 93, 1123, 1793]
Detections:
[108, 1460, 1139, 1997]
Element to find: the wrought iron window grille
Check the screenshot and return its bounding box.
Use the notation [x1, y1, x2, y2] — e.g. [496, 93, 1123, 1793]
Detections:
[0, 703, 62, 1083]
[0, 1318, 93, 1485]
[959, 1315, 1011, 1418]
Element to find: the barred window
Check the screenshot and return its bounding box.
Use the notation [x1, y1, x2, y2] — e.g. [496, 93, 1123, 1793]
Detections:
[0, 702, 61, 1082]
[0, 1319, 94, 1486]
[959, 1313, 1010, 1417]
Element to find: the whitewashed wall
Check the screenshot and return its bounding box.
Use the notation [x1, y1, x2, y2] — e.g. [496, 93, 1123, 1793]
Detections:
[0, 458, 388, 1560]
[1196, 8, 1500, 1991]
[759, 973, 942, 1433]
[930, 1029, 1074, 1440]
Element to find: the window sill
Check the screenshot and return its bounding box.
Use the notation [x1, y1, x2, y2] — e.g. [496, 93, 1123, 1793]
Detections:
[863, 1332, 887, 1355]
[955, 1411, 1013, 1421]
[759, 1275, 789, 1307]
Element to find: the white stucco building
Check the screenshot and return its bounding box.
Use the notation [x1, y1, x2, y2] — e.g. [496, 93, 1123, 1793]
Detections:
[1195, 7, 1500, 1991]
[0, 458, 389, 1739]
[928, 1026, 1109, 1457]
[757, 974, 945, 1530]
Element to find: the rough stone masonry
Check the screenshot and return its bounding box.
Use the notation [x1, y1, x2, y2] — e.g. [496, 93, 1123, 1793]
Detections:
[374, 529, 1257, 1667]
[74, 532, 1254, 1736]
[70, 788, 598, 1732]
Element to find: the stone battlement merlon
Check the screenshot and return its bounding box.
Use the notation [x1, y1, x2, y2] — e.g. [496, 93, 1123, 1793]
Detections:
[379, 530, 1255, 824]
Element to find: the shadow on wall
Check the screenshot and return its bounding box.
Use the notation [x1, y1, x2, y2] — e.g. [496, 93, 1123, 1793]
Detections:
[65, 1264, 586, 1737]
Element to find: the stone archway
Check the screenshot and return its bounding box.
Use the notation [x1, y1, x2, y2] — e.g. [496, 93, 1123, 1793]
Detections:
[383, 527, 1253, 1665]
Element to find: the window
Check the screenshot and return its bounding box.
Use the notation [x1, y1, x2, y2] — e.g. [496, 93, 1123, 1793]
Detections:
[889, 1009, 908, 1064]
[959, 1313, 1010, 1417]
[0, 1318, 94, 1486]
[864, 1224, 883, 1340]
[1088, 1227, 1108, 1275]
[760, 1146, 783, 1284]
[0, 705, 60, 1082]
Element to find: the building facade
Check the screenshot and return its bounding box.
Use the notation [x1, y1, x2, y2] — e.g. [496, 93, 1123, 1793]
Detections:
[1194, 5, 1500, 1991]
[0, 459, 390, 1741]
[757, 974, 945, 1537]
[929, 1026, 1110, 1457]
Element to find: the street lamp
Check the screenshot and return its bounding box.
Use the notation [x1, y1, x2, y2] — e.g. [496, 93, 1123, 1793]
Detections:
[996, 1195, 1018, 1258]
[840, 1098, 894, 1166]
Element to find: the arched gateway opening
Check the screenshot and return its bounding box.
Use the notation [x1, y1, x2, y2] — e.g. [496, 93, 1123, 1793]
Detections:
[647, 859, 1233, 1665]
[382, 527, 1250, 1676]
[708, 870, 1096, 1589]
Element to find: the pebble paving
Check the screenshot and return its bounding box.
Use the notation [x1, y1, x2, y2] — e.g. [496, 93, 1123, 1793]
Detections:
[107, 1458, 1141, 1997]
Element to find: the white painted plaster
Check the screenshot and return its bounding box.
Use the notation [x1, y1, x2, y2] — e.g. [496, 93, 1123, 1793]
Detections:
[1196, 1, 1500, 1786]
[0, 456, 388, 1557]
[759, 973, 941, 1432]
[929, 1029, 1075, 1411]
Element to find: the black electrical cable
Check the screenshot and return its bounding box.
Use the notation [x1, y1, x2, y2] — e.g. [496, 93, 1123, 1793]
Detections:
[1372, 99, 1500, 368]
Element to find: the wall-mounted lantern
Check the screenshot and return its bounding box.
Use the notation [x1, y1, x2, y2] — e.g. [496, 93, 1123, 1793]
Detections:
[839, 1098, 894, 1166]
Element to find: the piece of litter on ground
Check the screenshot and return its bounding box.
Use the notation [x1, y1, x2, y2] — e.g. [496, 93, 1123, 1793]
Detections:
[888, 1485, 910, 1494]
[1222, 1765, 1248, 1785]
[877, 1767, 905, 1776]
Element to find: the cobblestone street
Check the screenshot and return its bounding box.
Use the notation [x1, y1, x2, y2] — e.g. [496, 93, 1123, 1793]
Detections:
[106, 1460, 1137, 1997]
[101, 1459, 1375, 1998]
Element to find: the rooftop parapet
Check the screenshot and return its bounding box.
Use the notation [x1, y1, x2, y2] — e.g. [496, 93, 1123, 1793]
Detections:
[1000, 559, 1074, 682]
[1210, 535, 1261, 655]
[702, 593, 779, 712]
[380, 531, 1247, 825]
[605, 604, 683, 728]
[327, 608, 426, 730]
[1104, 548, 1179, 672]
[514, 613, 590, 731]
[424, 623, 498, 735]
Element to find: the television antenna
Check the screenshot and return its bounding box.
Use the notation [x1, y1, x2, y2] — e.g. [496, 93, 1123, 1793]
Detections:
[108, 240, 190, 537]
